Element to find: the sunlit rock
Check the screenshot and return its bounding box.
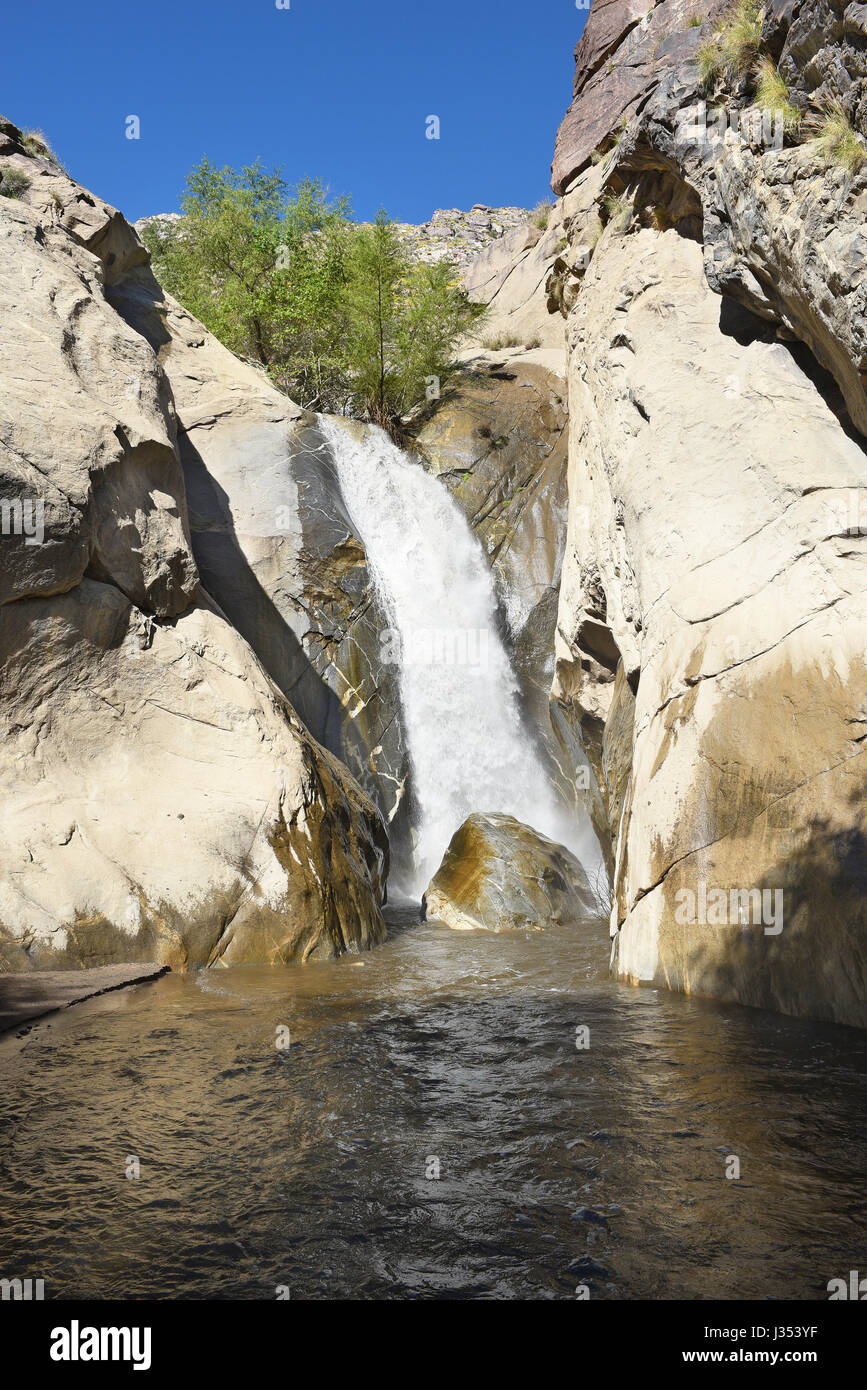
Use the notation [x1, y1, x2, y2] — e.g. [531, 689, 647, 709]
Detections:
[0, 117, 388, 970]
[422, 812, 602, 932]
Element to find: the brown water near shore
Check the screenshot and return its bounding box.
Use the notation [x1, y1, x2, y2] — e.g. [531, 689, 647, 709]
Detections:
[1, 904, 865, 1300]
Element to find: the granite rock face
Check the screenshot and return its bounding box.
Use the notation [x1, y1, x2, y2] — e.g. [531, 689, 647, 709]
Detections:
[379, 204, 537, 270]
[766, 0, 867, 119]
[422, 813, 600, 932]
[595, 34, 867, 438]
[109, 267, 414, 875]
[0, 116, 388, 970]
[551, 0, 731, 194]
[556, 222, 867, 1023]
[547, 3, 867, 1024]
[0, 582, 388, 970]
[703, 139, 867, 436]
[460, 203, 569, 352]
[0, 189, 197, 616]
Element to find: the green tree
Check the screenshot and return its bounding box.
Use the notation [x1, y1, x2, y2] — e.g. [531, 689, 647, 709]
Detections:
[343, 211, 484, 430]
[143, 161, 485, 429]
[142, 158, 351, 408]
[396, 257, 485, 417]
[342, 212, 407, 427]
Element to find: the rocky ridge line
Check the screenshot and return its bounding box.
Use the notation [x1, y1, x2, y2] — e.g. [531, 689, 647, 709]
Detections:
[136, 203, 541, 272]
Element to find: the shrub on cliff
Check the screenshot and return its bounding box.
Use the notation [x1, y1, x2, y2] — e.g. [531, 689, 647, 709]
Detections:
[719, 0, 762, 72]
[815, 101, 867, 172]
[144, 158, 482, 430]
[531, 199, 553, 230]
[602, 191, 633, 233]
[0, 164, 30, 199]
[697, 0, 762, 87]
[21, 128, 62, 165]
[755, 59, 802, 133]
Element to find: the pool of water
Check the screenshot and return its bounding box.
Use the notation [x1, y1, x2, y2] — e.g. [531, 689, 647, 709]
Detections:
[1, 904, 865, 1300]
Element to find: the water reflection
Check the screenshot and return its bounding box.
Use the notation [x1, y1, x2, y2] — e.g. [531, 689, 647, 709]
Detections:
[0, 906, 865, 1300]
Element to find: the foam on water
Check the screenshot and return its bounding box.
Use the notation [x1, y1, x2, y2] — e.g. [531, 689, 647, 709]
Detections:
[321, 415, 591, 892]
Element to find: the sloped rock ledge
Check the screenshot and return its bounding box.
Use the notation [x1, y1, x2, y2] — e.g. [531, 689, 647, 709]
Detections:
[0, 114, 389, 971]
[0, 964, 170, 1035]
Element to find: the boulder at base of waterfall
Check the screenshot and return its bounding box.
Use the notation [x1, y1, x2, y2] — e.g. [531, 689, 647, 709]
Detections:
[421, 813, 599, 932]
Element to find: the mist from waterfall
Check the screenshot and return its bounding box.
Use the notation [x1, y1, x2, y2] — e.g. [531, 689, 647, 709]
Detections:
[321, 415, 591, 894]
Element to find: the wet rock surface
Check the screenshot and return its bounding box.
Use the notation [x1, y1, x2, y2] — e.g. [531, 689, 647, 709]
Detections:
[422, 812, 600, 932]
[410, 357, 588, 828]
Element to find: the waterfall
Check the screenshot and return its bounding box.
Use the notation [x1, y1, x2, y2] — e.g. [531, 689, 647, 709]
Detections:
[321, 415, 588, 895]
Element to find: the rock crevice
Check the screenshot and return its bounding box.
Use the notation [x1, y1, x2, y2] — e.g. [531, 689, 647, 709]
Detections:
[545, 10, 867, 1021]
[0, 116, 388, 971]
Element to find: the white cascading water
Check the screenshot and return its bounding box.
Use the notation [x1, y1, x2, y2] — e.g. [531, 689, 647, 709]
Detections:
[320, 415, 588, 894]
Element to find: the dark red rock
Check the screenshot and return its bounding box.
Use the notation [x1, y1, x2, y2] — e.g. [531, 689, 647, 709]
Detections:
[551, 0, 729, 194]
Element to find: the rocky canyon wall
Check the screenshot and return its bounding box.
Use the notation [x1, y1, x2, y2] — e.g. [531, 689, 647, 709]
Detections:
[110, 263, 415, 877]
[548, 0, 867, 1024]
[3, 0, 866, 1027]
[0, 117, 388, 969]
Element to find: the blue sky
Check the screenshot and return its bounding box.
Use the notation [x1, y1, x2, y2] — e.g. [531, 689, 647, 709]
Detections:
[3, 0, 588, 224]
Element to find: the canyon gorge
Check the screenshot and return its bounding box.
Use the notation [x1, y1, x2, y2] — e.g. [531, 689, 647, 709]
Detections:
[0, 0, 865, 1037]
[3, 0, 867, 1313]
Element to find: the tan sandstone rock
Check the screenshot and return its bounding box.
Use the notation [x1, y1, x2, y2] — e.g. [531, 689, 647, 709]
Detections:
[0, 193, 197, 615]
[108, 267, 414, 873]
[554, 215, 867, 1025]
[0, 118, 388, 970]
[422, 812, 600, 932]
[0, 582, 387, 970]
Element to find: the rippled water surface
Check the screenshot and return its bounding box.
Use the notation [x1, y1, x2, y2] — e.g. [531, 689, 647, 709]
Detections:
[2, 906, 866, 1300]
